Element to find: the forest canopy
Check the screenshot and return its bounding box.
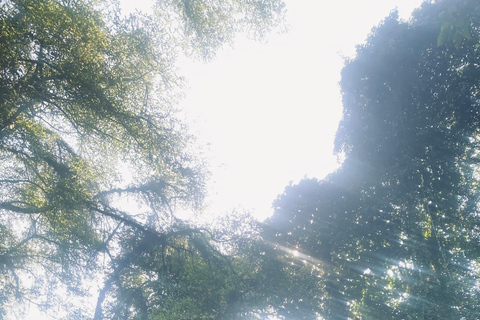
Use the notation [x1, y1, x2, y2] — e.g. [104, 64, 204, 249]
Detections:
[0, 0, 315, 319]
[4, 0, 480, 319]
[266, 0, 480, 319]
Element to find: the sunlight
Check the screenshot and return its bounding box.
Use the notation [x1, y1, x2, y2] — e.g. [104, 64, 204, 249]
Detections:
[270, 242, 330, 273]
[119, 0, 425, 223]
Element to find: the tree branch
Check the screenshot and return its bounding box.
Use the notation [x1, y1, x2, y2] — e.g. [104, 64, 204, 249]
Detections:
[0, 201, 51, 214]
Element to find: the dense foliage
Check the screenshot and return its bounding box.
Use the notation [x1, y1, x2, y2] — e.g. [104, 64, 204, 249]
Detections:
[267, 0, 480, 319]
[0, 0, 318, 319]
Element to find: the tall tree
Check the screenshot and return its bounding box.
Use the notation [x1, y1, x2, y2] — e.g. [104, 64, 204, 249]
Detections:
[0, 0, 293, 319]
[266, 0, 480, 319]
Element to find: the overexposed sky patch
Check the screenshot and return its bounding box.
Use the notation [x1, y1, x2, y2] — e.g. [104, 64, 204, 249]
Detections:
[177, 0, 425, 220]
[119, 0, 426, 220]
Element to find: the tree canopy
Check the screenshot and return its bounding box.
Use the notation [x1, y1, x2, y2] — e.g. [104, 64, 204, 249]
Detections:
[0, 0, 322, 319]
[266, 0, 480, 319]
[7, 0, 480, 319]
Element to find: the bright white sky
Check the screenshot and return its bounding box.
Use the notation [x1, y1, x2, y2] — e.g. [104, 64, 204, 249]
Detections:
[119, 0, 426, 221]
[175, 0, 426, 220]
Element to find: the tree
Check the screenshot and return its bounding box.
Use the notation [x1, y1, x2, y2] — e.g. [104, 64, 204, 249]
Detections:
[0, 0, 295, 319]
[266, 0, 480, 319]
